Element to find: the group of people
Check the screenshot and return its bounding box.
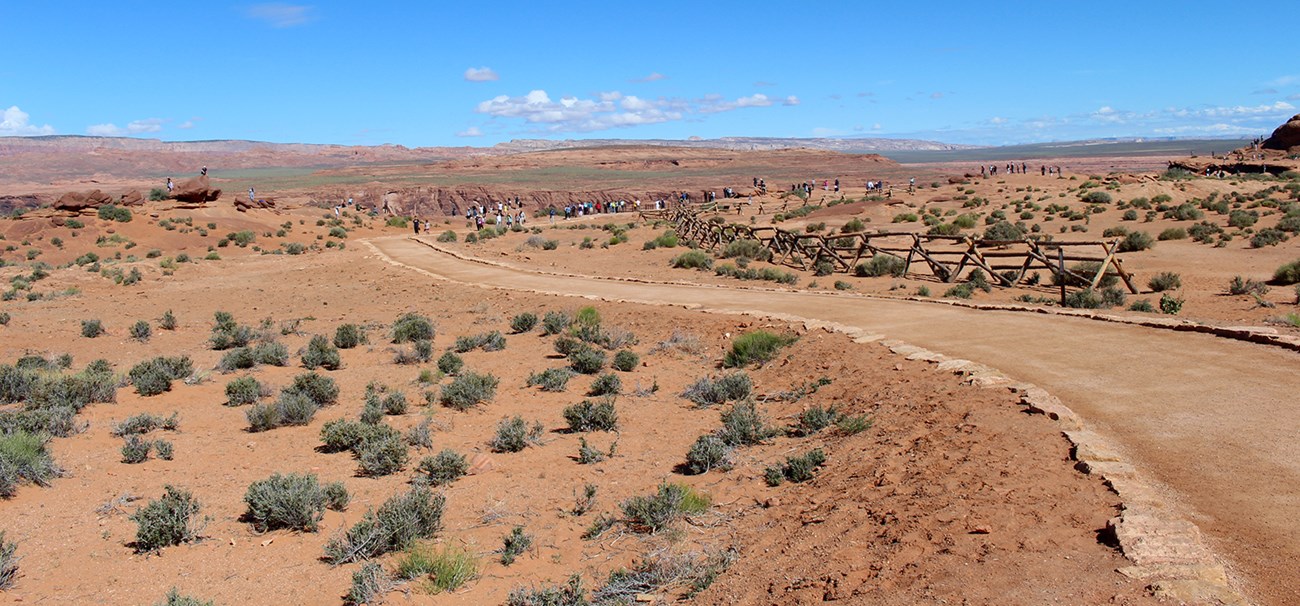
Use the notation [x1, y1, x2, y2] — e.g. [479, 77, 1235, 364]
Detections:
[978, 163, 1064, 177]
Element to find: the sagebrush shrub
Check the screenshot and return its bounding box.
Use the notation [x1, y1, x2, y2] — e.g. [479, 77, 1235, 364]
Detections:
[440, 371, 498, 410]
[356, 430, 409, 476]
[130, 320, 152, 342]
[224, 376, 267, 406]
[718, 401, 777, 446]
[301, 335, 341, 370]
[541, 310, 571, 335]
[80, 319, 104, 338]
[568, 346, 606, 374]
[437, 351, 463, 376]
[1228, 276, 1269, 296]
[0, 533, 18, 590]
[392, 312, 435, 343]
[682, 372, 751, 406]
[853, 254, 907, 277]
[324, 486, 444, 564]
[129, 356, 193, 396]
[417, 449, 468, 486]
[1275, 259, 1300, 285]
[670, 250, 713, 270]
[333, 323, 367, 349]
[724, 331, 793, 367]
[500, 526, 532, 565]
[620, 483, 710, 533]
[611, 350, 639, 372]
[0, 431, 60, 496]
[209, 312, 255, 350]
[284, 372, 339, 406]
[527, 367, 574, 392]
[684, 434, 731, 475]
[587, 373, 621, 396]
[130, 485, 204, 552]
[511, 312, 538, 333]
[490, 416, 544, 452]
[345, 562, 391, 606]
[1148, 272, 1182, 292]
[243, 472, 330, 532]
[562, 398, 618, 432]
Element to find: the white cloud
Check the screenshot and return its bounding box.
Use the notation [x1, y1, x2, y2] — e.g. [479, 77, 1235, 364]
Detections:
[246, 3, 314, 28]
[1189, 101, 1294, 118]
[872, 123, 882, 131]
[782, 96, 800, 106]
[178, 118, 200, 129]
[475, 89, 787, 133]
[464, 67, 499, 82]
[86, 118, 165, 137]
[1151, 123, 1260, 135]
[632, 72, 666, 82]
[930, 92, 944, 100]
[456, 126, 483, 137]
[0, 106, 55, 136]
[989, 116, 1008, 125]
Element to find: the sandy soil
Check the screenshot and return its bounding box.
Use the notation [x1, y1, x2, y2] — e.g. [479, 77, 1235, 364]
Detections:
[0, 203, 1163, 605]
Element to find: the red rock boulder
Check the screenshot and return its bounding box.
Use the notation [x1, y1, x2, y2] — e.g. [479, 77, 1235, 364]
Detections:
[120, 190, 144, 206]
[54, 189, 113, 212]
[1262, 114, 1300, 151]
[171, 175, 222, 204]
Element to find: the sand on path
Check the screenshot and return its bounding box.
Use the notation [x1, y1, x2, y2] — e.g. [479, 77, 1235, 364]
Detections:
[369, 234, 1300, 605]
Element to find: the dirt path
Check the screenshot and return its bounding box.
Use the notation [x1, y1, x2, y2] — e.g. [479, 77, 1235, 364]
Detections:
[369, 235, 1300, 605]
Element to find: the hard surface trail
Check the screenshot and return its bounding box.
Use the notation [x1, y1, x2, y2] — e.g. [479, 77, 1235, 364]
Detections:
[369, 235, 1299, 604]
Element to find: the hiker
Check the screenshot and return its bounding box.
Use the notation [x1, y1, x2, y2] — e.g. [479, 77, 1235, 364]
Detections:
[200, 166, 207, 176]
[166, 178, 173, 194]
[249, 187, 255, 202]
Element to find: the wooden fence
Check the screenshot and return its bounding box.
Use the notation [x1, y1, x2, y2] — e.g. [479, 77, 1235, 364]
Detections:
[641, 207, 1138, 293]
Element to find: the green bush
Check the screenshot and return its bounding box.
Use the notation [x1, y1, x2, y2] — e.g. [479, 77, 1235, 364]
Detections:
[777, 448, 827, 484]
[717, 401, 777, 446]
[345, 562, 391, 606]
[285, 372, 339, 406]
[355, 429, 409, 476]
[111, 412, 177, 436]
[853, 254, 906, 277]
[1251, 228, 1288, 248]
[682, 373, 751, 406]
[684, 434, 731, 475]
[982, 221, 1026, 241]
[670, 250, 713, 270]
[209, 312, 255, 350]
[393, 339, 433, 364]
[333, 324, 367, 349]
[723, 330, 794, 367]
[436, 351, 463, 376]
[620, 483, 710, 533]
[159, 310, 177, 330]
[1062, 289, 1102, 309]
[243, 472, 330, 532]
[395, 543, 478, 592]
[568, 346, 606, 374]
[98, 204, 133, 222]
[0, 431, 60, 496]
[301, 335, 341, 370]
[1148, 272, 1182, 292]
[720, 239, 771, 261]
[563, 398, 618, 432]
[453, 331, 507, 353]
[1128, 299, 1156, 312]
[436, 230, 457, 242]
[440, 371, 499, 410]
[1081, 191, 1112, 204]
[611, 350, 639, 372]
[527, 367, 575, 392]
[500, 526, 532, 566]
[324, 486, 445, 564]
[1159, 293, 1185, 315]
[587, 373, 621, 396]
[80, 319, 104, 338]
[794, 405, 841, 436]
[510, 312, 538, 333]
[417, 449, 469, 486]
[1228, 275, 1269, 296]
[541, 310, 572, 335]
[130, 485, 204, 552]
[129, 356, 193, 396]
[1116, 231, 1154, 252]
[392, 312, 435, 343]
[129, 320, 152, 342]
[1274, 259, 1300, 284]
[1158, 227, 1187, 241]
[489, 416, 544, 452]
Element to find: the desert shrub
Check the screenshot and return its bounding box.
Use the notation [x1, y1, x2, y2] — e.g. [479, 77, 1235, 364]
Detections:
[794, 405, 841, 436]
[568, 346, 606, 374]
[0, 312, 8, 326]
[319, 419, 377, 453]
[620, 482, 710, 533]
[1164, 203, 1204, 221]
[527, 367, 574, 392]
[670, 250, 713, 270]
[510, 312, 538, 333]
[1228, 276, 1269, 296]
[417, 449, 468, 486]
[242, 472, 330, 532]
[490, 416, 544, 452]
[1062, 288, 1102, 309]
[154, 439, 174, 460]
[159, 310, 177, 330]
[611, 350, 639, 372]
[217, 347, 257, 372]
[771, 448, 827, 485]
[129, 356, 193, 396]
[0, 431, 60, 496]
[853, 254, 906, 277]
[982, 220, 1026, 241]
[682, 372, 751, 407]
[393, 338, 434, 364]
[1160, 293, 1185, 315]
[1148, 272, 1182, 292]
[345, 562, 391, 606]
[717, 401, 777, 446]
[111, 412, 177, 436]
[1128, 299, 1156, 312]
[392, 312, 435, 343]
[1158, 227, 1187, 241]
[129, 320, 152, 342]
[1122, 209, 1139, 221]
[836, 413, 874, 435]
[333, 324, 367, 349]
[454, 330, 507, 353]
[436, 351, 463, 376]
[209, 312, 256, 350]
[380, 391, 408, 415]
[355, 429, 409, 476]
[500, 526, 533, 565]
[98, 204, 133, 222]
[285, 372, 339, 406]
[130, 485, 204, 552]
[684, 434, 732, 475]
[587, 373, 621, 396]
[563, 398, 618, 432]
[396, 543, 478, 591]
[440, 371, 498, 410]
[153, 588, 215, 606]
[723, 330, 793, 368]
[541, 310, 571, 335]
[80, 319, 104, 338]
[324, 486, 445, 564]
[720, 239, 771, 262]
[1117, 231, 1154, 252]
[506, 575, 589, 606]
[1228, 210, 1259, 229]
[1081, 191, 1112, 204]
[1251, 228, 1288, 248]
[301, 335, 341, 370]
[1275, 259, 1300, 285]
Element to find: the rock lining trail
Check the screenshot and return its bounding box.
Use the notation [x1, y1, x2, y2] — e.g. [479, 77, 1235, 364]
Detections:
[368, 234, 1299, 605]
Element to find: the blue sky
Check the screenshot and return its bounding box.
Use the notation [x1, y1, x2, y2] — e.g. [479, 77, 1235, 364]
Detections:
[2, 1, 1297, 147]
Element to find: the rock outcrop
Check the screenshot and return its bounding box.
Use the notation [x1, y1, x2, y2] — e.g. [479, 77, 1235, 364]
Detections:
[120, 190, 144, 206]
[1262, 113, 1300, 151]
[53, 189, 114, 212]
[171, 175, 222, 205]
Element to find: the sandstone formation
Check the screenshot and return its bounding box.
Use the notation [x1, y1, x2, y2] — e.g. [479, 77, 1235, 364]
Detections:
[1262, 113, 1300, 151]
[53, 189, 113, 212]
[171, 175, 221, 204]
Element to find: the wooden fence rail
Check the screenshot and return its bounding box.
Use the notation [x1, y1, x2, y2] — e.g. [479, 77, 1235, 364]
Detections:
[640, 208, 1138, 293]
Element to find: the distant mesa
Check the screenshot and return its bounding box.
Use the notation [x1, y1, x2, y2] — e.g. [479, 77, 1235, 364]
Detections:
[1262, 113, 1300, 151]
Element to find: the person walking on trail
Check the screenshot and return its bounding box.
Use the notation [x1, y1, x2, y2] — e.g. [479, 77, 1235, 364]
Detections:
[412, 217, 420, 235]
[248, 187, 255, 202]
[166, 178, 173, 194]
